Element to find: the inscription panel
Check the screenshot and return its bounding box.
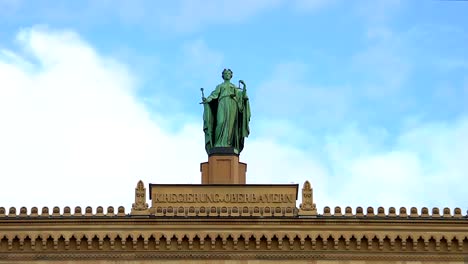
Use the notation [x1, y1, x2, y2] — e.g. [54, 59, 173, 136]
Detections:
[149, 184, 298, 217]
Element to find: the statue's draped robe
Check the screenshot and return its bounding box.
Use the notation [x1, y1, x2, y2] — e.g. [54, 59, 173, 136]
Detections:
[203, 82, 250, 153]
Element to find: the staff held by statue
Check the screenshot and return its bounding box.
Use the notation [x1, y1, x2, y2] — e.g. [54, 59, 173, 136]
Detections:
[200, 87, 213, 149]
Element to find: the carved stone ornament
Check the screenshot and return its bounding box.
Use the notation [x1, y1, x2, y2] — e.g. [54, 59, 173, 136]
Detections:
[131, 180, 149, 215]
[298, 180, 317, 216]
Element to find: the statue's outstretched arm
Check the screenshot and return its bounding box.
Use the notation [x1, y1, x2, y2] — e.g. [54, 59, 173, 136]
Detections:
[206, 85, 221, 102]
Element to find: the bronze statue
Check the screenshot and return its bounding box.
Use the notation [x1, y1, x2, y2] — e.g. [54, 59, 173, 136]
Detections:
[201, 69, 251, 154]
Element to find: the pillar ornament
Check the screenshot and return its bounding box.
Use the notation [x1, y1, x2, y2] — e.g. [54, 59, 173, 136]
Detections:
[131, 180, 149, 215]
[298, 180, 317, 216]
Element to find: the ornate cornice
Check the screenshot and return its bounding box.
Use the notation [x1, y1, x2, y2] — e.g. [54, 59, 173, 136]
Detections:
[1, 252, 468, 261]
[1, 180, 467, 261]
[1, 215, 468, 260]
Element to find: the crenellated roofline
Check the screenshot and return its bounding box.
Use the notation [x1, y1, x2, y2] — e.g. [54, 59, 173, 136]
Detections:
[0, 205, 466, 219]
[1, 180, 467, 262]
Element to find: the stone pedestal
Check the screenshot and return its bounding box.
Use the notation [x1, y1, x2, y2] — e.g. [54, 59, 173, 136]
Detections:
[200, 147, 246, 184]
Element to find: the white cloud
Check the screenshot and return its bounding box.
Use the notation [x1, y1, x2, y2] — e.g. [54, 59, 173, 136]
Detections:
[0, 27, 331, 211]
[244, 137, 331, 204]
[340, 151, 425, 207]
[1, 26, 466, 215]
[247, 115, 468, 211]
[236, 59, 467, 211]
[0, 27, 206, 209]
[326, 118, 468, 210]
[253, 62, 353, 126]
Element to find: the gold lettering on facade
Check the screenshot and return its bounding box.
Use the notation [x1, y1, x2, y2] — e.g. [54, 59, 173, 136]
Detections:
[153, 193, 295, 203]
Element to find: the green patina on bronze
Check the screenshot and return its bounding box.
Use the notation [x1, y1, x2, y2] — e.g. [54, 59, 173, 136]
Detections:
[201, 69, 251, 154]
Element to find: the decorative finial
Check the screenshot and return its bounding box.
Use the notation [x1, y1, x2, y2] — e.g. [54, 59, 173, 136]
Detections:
[298, 180, 317, 217]
[131, 180, 149, 215]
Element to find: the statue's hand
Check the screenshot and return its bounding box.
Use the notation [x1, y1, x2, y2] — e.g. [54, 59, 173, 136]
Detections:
[202, 97, 207, 102]
[239, 80, 245, 86]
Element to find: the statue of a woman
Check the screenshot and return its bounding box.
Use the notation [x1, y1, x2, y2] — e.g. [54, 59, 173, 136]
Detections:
[201, 69, 251, 154]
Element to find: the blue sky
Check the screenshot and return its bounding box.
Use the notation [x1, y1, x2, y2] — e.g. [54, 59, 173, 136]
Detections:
[0, 0, 467, 213]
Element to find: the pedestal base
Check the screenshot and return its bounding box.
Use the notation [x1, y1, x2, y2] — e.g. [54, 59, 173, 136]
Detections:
[201, 148, 246, 184]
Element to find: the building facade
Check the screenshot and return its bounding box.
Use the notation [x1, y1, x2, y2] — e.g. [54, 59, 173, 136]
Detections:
[1, 179, 467, 263]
